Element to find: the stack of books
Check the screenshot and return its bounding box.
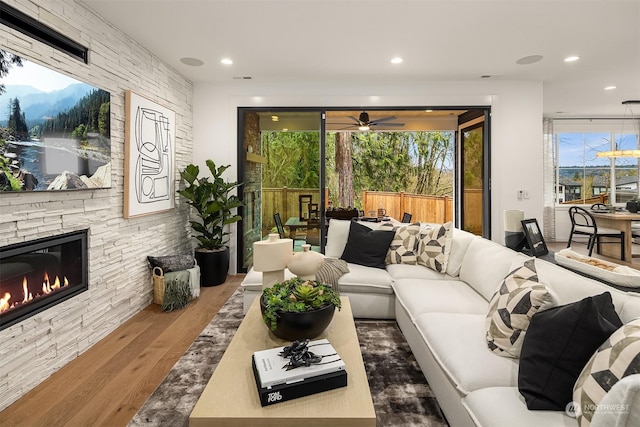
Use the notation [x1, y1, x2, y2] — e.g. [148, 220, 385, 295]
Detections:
[251, 339, 347, 406]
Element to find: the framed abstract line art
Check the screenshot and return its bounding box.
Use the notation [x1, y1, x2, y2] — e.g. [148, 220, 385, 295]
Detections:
[124, 90, 176, 218]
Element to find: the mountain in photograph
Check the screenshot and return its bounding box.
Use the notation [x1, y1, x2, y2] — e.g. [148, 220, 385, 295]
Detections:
[0, 83, 93, 125]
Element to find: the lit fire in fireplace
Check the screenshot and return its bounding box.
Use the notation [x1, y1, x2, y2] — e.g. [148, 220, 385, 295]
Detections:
[0, 272, 69, 313]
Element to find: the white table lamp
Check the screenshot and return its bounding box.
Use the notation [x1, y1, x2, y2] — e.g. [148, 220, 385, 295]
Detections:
[253, 233, 293, 289]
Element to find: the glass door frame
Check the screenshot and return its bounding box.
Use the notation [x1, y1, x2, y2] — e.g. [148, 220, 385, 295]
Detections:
[456, 109, 492, 238]
[236, 107, 326, 273]
[236, 106, 492, 273]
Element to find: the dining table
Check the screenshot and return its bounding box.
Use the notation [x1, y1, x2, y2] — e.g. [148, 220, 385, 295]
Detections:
[590, 211, 640, 261]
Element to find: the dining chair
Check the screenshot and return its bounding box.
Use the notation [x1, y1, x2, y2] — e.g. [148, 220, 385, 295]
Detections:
[567, 206, 625, 259]
[273, 213, 286, 238]
[401, 212, 413, 223]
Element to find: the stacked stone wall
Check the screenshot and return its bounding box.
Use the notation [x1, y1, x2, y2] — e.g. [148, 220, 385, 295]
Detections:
[0, 0, 193, 410]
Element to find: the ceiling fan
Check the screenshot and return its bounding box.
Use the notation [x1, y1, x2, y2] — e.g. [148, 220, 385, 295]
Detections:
[330, 111, 405, 131]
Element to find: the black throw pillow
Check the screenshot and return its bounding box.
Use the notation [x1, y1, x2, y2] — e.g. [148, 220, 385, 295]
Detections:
[340, 221, 395, 269]
[518, 292, 622, 411]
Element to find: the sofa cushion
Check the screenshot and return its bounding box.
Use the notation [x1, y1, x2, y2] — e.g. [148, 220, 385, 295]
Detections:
[240, 267, 296, 291]
[340, 221, 394, 269]
[573, 318, 640, 427]
[462, 387, 576, 427]
[590, 374, 640, 427]
[385, 263, 450, 281]
[337, 262, 394, 295]
[416, 221, 453, 273]
[392, 278, 488, 319]
[445, 227, 476, 277]
[415, 313, 519, 395]
[485, 259, 559, 358]
[459, 237, 524, 301]
[380, 222, 421, 265]
[518, 292, 622, 411]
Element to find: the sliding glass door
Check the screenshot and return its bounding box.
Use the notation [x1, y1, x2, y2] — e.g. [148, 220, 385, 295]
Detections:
[457, 110, 491, 237]
[238, 109, 323, 272]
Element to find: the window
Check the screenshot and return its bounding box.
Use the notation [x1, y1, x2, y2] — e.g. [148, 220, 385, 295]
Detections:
[553, 120, 639, 205]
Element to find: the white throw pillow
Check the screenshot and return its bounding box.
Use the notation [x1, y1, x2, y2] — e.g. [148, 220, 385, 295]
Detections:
[416, 222, 453, 273]
[485, 258, 559, 358]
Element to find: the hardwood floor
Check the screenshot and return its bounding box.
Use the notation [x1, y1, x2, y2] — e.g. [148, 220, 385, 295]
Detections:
[0, 275, 243, 427]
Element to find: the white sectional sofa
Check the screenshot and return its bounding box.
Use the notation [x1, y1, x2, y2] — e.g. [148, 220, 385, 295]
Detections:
[241, 219, 640, 427]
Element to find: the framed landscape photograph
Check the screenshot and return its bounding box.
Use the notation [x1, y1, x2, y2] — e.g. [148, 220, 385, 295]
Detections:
[0, 49, 111, 192]
[124, 90, 176, 218]
[521, 218, 549, 257]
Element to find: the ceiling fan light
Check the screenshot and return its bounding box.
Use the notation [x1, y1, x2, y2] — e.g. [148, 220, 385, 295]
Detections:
[359, 125, 370, 131]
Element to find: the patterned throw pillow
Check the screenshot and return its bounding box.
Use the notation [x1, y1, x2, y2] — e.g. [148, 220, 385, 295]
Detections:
[380, 222, 421, 265]
[485, 259, 558, 358]
[573, 318, 640, 427]
[416, 222, 453, 272]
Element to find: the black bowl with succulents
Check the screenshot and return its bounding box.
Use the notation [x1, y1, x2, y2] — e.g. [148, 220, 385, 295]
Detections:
[260, 278, 342, 341]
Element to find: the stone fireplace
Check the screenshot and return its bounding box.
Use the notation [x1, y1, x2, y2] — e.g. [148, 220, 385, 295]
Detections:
[0, 230, 88, 331]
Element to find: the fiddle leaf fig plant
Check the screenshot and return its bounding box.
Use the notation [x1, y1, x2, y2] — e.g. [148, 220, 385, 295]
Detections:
[178, 160, 243, 251]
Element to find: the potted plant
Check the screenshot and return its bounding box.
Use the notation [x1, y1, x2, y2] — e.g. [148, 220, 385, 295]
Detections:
[260, 278, 342, 341]
[178, 160, 243, 286]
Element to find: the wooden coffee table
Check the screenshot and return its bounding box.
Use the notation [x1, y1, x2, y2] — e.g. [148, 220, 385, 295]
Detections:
[189, 296, 376, 427]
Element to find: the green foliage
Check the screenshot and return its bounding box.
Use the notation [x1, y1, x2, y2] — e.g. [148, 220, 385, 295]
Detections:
[0, 50, 23, 95]
[98, 102, 110, 137]
[178, 160, 244, 250]
[7, 98, 28, 139]
[260, 129, 454, 209]
[262, 278, 342, 331]
[41, 89, 110, 137]
[262, 131, 320, 188]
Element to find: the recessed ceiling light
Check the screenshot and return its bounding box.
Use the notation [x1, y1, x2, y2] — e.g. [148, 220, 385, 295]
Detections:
[180, 57, 204, 66]
[564, 56, 580, 63]
[271, 115, 279, 122]
[390, 57, 403, 64]
[221, 58, 233, 65]
[425, 109, 433, 113]
[604, 85, 617, 91]
[516, 55, 543, 65]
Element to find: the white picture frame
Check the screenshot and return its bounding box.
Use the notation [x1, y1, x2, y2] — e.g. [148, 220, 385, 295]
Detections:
[124, 90, 176, 218]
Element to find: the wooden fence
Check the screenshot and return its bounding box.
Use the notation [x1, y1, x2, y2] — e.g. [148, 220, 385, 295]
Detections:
[361, 191, 453, 223]
[262, 188, 483, 235]
[262, 187, 324, 232]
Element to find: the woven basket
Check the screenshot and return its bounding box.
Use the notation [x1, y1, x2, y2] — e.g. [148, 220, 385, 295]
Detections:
[152, 266, 165, 305]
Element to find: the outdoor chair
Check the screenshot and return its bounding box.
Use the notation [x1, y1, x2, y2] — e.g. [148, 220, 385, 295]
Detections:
[273, 213, 286, 238]
[567, 206, 625, 259]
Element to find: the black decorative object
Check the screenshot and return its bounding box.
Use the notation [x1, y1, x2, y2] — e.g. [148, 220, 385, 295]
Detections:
[626, 200, 639, 213]
[521, 218, 549, 257]
[260, 296, 336, 341]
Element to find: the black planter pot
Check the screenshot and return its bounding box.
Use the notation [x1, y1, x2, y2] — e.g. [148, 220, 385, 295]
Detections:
[260, 296, 336, 341]
[195, 246, 229, 287]
[627, 201, 639, 213]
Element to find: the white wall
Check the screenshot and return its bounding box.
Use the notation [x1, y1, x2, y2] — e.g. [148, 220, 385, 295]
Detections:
[193, 79, 544, 270]
[0, 0, 193, 410]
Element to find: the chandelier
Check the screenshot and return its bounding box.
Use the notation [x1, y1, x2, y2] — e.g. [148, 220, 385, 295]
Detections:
[596, 100, 640, 158]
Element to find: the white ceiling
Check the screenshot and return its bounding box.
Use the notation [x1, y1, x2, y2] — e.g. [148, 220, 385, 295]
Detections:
[80, 0, 640, 117]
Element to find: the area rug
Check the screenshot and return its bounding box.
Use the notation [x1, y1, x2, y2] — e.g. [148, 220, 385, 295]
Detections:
[129, 288, 447, 426]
